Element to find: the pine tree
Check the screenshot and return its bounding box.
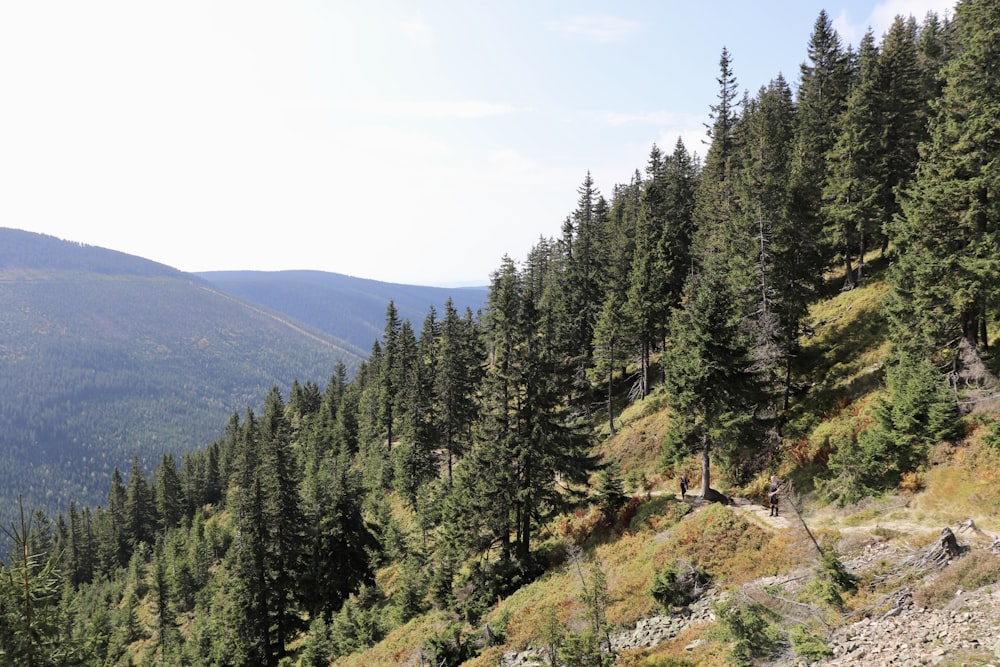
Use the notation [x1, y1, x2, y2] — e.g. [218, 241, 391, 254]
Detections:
[229, 409, 272, 666]
[0, 497, 85, 666]
[625, 141, 698, 400]
[98, 467, 128, 573]
[378, 301, 402, 451]
[301, 440, 379, 622]
[394, 315, 439, 508]
[258, 386, 305, 661]
[550, 173, 609, 409]
[595, 175, 642, 418]
[876, 16, 926, 248]
[735, 74, 802, 413]
[823, 30, 882, 288]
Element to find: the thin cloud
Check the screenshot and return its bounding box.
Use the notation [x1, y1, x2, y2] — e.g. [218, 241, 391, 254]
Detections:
[602, 110, 703, 127]
[834, 0, 956, 45]
[401, 15, 434, 48]
[288, 98, 531, 119]
[545, 14, 640, 43]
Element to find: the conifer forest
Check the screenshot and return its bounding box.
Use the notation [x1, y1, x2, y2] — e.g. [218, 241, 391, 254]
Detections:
[3, 4, 1000, 666]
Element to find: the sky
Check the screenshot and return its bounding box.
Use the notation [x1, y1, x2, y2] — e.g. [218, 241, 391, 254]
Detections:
[0, 1, 957, 287]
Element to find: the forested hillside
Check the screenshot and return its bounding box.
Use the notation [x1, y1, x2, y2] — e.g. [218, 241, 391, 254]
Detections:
[0, 228, 364, 523]
[3, 4, 999, 667]
[196, 270, 487, 356]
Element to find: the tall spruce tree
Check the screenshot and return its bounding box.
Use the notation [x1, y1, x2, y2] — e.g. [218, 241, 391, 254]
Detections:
[434, 298, 481, 485]
[230, 409, 272, 666]
[823, 30, 882, 288]
[258, 386, 305, 661]
[662, 249, 764, 492]
[551, 173, 609, 409]
[889, 0, 1000, 369]
[458, 257, 595, 564]
[393, 315, 439, 508]
[735, 74, 812, 420]
[792, 10, 851, 276]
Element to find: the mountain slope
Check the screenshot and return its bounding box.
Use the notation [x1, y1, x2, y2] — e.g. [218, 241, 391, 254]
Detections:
[196, 270, 488, 354]
[0, 228, 363, 518]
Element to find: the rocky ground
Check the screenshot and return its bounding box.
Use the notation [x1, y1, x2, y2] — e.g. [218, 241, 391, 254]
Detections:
[501, 500, 1000, 667]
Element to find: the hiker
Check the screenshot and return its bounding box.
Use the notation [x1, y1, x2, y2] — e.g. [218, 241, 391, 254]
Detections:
[679, 473, 688, 499]
[768, 476, 781, 517]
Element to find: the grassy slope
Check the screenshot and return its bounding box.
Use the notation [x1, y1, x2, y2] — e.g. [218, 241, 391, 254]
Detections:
[334, 258, 1000, 666]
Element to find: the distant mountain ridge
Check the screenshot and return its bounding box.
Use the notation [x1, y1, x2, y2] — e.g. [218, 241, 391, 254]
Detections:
[0, 227, 485, 522]
[196, 270, 487, 355]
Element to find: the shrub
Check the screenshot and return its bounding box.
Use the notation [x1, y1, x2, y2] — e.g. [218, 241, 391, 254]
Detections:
[649, 560, 710, 612]
[711, 599, 780, 667]
[455, 556, 544, 624]
[788, 625, 833, 661]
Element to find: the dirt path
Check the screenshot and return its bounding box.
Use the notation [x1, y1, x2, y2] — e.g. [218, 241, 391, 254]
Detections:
[730, 497, 791, 530]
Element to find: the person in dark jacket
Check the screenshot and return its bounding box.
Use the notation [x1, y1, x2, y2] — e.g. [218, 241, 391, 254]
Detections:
[768, 475, 781, 517]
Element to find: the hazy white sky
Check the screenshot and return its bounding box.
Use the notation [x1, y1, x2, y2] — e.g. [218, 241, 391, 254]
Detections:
[0, 0, 955, 286]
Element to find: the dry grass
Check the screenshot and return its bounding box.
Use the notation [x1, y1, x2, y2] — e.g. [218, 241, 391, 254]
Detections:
[595, 390, 673, 489]
[331, 613, 450, 667]
[913, 437, 1000, 531]
[912, 549, 1000, 609]
[785, 271, 891, 441]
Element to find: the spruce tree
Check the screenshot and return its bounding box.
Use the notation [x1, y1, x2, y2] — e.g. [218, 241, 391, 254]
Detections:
[791, 10, 851, 275]
[154, 453, 185, 535]
[889, 0, 1000, 366]
[823, 30, 882, 288]
[460, 257, 595, 564]
[663, 249, 764, 492]
[434, 298, 481, 485]
[258, 386, 305, 661]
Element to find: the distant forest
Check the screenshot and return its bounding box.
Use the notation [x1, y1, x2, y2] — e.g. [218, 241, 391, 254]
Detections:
[2, 5, 998, 666]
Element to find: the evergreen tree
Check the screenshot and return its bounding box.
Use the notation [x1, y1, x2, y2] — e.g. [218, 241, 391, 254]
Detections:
[625, 141, 698, 400]
[876, 16, 926, 249]
[662, 249, 764, 492]
[154, 453, 185, 535]
[124, 455, 155, 549]
[0, 498, 85, 666]
[734, 75, 801, 412]
[595, 175, 642, 418]
[458, 257, 595, 564]
[889, 0, 1000, 367]
[378, 301, 402, 451]
[301, 440, 379, 623]
[98, 467, 128, 573]
[258, 386, 305, 661]
[792, 10, 851, 275]
[823, 30, 882, 288]
[550, 173, 609, 409]
[394, 316, 439, 508]
[434, 298, 481, 485]
[229, 409, 272, 666]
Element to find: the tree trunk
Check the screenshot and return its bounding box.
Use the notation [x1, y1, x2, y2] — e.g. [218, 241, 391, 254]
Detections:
[607, 353, 615, 435]
[700, 435, 711, 498]
[842, 253, 855, 290]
